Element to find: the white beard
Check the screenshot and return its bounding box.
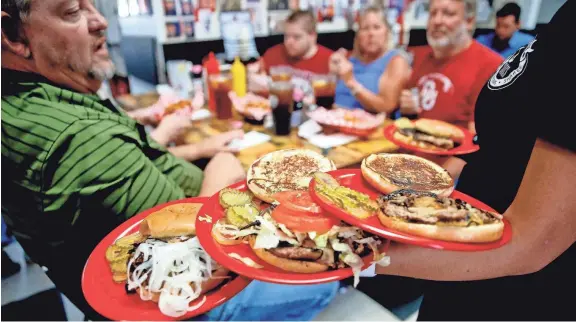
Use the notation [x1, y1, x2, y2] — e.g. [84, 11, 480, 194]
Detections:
[427, 22, 469, 50]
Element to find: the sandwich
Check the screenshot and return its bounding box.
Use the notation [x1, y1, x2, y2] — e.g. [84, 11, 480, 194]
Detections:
[377, 190, 504, 243]
[393, 118, 465, 151]
[212, 188, 386, 287]
[361, 153, 454, 197]
[246, 149, 336, 203]
[107, 204, 230, 317]
[215, 191, 384, 286]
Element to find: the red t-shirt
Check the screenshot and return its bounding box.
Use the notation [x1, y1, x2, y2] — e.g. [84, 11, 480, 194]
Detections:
[407, 41, 503, 128]
[261, 44, 333, 80]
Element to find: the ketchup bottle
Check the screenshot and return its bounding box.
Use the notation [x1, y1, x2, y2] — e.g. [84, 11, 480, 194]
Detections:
[203, 52, 220, 112]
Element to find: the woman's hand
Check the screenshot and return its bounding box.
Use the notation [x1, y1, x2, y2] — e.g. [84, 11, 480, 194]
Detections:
[329, 49, 354, 84]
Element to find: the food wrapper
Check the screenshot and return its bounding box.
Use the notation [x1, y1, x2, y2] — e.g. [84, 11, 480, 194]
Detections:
[229, 92, 271, 121]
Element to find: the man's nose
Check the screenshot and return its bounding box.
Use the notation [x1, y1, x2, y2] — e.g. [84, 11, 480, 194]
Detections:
[88, 9, 108, 34]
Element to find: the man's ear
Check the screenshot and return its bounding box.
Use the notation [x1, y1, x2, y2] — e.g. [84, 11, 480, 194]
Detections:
[465, 16, 476, 34]
[1, 11, 31, 59]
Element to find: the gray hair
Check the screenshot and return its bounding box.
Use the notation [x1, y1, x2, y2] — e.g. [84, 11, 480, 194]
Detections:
[1, 0, 31, 23]
[430, 0, 477, 19]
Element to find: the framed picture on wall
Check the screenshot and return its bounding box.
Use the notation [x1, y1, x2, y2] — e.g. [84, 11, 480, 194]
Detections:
[183, 21, 195, 37]
[163, 0, 178, 15]
[166, 22, 181, 37]
[180, 0, 194, 15]
[269, 0, 290, 11]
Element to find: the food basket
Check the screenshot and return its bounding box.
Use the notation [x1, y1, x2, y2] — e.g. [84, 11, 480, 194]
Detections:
[306, 107, 385, 137]
[229, 92, 271, 121]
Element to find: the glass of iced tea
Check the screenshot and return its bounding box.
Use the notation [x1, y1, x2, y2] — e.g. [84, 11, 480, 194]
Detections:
[270, 66, 293, 82]
[208, 73, 234, 120]
[311, 74, 336, 109]
[269, 81, 294, 136]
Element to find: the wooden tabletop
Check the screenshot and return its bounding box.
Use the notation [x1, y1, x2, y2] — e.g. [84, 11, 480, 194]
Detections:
[118, 93, 399, 170]
[183, 118, 399, 170]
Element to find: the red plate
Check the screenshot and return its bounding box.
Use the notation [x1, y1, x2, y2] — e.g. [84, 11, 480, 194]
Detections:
[196, 182, 389, 285]
[82, 197, 252, 321]
[383, 124, 480, 156]
[309, 169, 513, 252]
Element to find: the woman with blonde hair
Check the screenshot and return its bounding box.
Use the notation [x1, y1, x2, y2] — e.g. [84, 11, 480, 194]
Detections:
[330, 6, 410, 113]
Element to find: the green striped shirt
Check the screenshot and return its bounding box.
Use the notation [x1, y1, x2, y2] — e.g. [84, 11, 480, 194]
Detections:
[1, 69, 203, 267]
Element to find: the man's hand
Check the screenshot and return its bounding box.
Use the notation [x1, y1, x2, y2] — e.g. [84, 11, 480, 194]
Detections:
[196, 130, 245, 159]
[199, 152, 246, 197]
[150, 113, 193, 146]
[399, 89, 422, 116]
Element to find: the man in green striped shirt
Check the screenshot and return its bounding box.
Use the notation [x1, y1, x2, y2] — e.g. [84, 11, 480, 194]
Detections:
[1, 0, 250, 317]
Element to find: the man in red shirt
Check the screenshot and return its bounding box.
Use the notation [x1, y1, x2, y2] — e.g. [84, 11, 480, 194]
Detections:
[260, 10, 333, 81]
[399, 0, 503, 133]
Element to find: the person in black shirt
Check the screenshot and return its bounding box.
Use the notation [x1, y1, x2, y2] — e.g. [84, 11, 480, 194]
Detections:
[373, 1, 575, 320]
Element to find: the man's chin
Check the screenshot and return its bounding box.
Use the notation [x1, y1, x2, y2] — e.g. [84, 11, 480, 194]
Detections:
[89, 61, 116, 81]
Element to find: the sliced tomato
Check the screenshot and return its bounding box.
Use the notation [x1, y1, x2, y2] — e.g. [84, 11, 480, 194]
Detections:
[273, 191, 322, 214]
[271, 204, 339, 234]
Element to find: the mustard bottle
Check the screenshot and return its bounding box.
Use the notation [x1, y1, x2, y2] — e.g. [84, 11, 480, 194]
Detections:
[231, 56, 247, 97]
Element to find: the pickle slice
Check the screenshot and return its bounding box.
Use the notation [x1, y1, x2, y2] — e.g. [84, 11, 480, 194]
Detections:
[112, 272, 128, 283]
[109, 260, 129, 274]
[225, 204, 259, 227]
[314, 173, 378, 219]
[105, 245, 131, 263]
[115, 232, 145, 249]
[219, 188, 254, 209]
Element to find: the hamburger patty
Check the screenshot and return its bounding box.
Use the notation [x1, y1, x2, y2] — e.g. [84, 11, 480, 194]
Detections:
[398, 128, 455, 149]
[378, 190, 502, 225]
[366, 156, 453, 191]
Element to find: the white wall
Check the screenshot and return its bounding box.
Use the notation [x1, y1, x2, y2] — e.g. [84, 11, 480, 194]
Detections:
[537, 0, 566, 23]
[119, 16, 158, 37]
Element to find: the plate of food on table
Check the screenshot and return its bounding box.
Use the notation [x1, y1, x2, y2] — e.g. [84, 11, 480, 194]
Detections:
[307, 107, 386, 137]
[383, 118, 479, 155]
[308, 153, 512, 251]
[195, 149, 390, 287]
[82, 198, 251, 321]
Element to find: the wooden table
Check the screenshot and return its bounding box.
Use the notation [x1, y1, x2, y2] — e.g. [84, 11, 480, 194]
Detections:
[118, 93, 399, 170]
[183, 118, 399, 170]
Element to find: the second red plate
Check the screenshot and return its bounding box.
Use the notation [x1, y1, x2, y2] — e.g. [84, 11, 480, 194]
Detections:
[82, 197, 252, 321]
[309, 169, 512, 252]
[196, 182, 389, 285]
[383, 124, 480, 156]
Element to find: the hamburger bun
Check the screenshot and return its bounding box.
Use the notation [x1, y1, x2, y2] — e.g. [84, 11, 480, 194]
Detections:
[376, 211, 504, 243]
[248, 236, 329, 273]
[135, 266, 231, 302]
[139, 203, 203, 238]
[361, 153, 454, 197]
[414, 119, 465, 141]
[247, 149, 336, 203]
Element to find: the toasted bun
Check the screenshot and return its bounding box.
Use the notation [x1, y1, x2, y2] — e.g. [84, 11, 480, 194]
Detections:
[414, 119, 465, 141]
[248, 236, 329, 273]
[361, 154, 454, 197]
[136, 266, 230, 302]
[247, 149, 336, 203]
[139, 203, 203, 238]
[377, 211, 504, 243]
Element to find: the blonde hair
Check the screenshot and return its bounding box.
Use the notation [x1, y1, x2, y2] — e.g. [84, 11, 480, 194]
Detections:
[352, 6, 395, 61]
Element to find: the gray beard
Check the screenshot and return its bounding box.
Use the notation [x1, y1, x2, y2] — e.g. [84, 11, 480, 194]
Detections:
[427, 23, 469, 50]
[89, 63, 116, 81]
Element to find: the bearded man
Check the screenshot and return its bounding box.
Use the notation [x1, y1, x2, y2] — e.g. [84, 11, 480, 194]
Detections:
[399, 0, 502, 133]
